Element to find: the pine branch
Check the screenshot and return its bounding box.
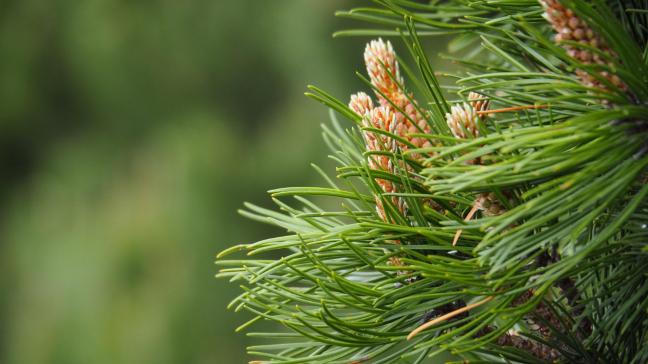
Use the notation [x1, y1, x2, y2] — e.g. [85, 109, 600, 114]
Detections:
[218, 1, 648, 362]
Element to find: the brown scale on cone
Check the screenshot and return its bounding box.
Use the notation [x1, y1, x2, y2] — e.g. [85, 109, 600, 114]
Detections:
[475, 192, 508, 217]
[508, 290, 564, 360]
[476, 325, 560, 361]
[541, 0, 627, 93]
[496, 332, 561, 362]
[471, 291, 562, 361]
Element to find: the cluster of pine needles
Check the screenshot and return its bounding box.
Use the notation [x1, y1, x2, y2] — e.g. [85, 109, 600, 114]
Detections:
[217, 1, 648, 363]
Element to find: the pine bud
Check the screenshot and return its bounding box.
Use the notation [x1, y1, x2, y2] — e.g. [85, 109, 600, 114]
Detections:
[363, 106, 397, 166]
[540, 0, 628, 93]
[358, 39, 443, 220]
[468, 91, 489, 114]
[364, 39, 433, 152]
[364, 39, 403, 103]
[446, 92, 490, 140]
[446, 103, 479, 139]
[349, 92, 374, 118]
[397, 100, 433, 151]
[363, 106, 406, 219]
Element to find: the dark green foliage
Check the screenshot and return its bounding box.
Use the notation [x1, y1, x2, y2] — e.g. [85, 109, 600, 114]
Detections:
[218, 1, 648, 362]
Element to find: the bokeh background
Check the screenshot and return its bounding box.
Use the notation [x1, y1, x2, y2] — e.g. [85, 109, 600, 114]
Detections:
[0, 1, 370, 363]
[0, 1, 447, 363]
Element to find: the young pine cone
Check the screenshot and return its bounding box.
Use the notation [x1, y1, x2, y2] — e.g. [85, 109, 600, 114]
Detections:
[349, 94, 406, 221]
[364, 39, 433, 151]
[541, 0, 627, 93]
[446, 103, 479, 139]
[446, 92, 488, 140]
[364, 39, 404, 106]
[349, 91, 374, 118]
[468, 91, 490, 114]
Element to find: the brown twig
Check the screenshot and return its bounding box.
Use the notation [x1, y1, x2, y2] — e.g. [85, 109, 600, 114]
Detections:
[407, 296, 494, 340]
[477, 104, 548, 116]
[452, 202, 480, 246]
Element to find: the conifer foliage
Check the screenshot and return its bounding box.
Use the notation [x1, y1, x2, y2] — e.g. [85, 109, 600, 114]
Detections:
[217, 1, 648, 363]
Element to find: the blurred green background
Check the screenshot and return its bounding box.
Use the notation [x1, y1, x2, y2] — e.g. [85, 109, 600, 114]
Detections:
[0, 1, 376, 363]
